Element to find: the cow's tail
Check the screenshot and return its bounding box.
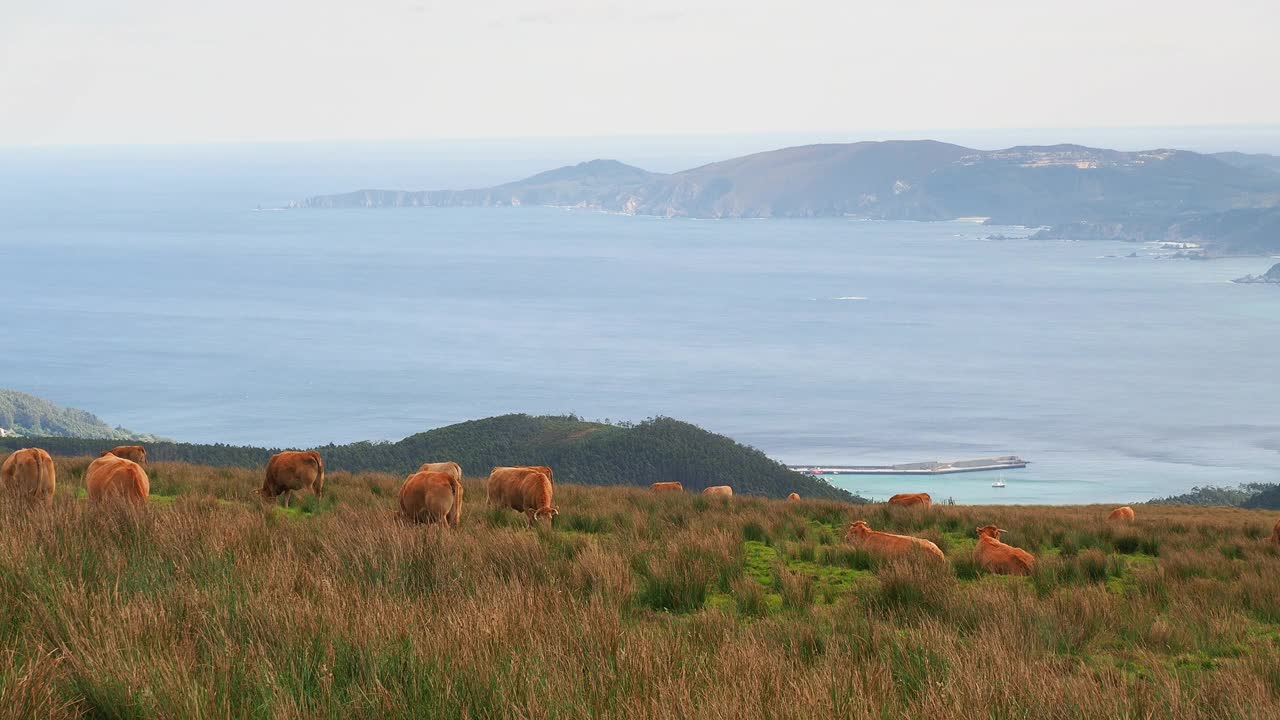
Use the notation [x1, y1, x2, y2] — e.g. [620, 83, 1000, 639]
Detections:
[39, 451, 55, 504]
[130, 464, 150, 504]
[447, 475, 464, 527]
[310, 452, 325, 496]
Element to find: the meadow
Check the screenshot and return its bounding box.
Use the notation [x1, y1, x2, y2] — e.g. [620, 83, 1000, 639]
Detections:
[1, 457, 1279, 719]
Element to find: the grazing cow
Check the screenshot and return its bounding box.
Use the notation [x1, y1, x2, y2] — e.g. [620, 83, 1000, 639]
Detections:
[703, 485, 733, 497]
[258, 450, 324, 507]
[1107, 506, 1136, 522]
[0, 448, 56, 507]
[843, 520, 945, 560]
[888, 493, 931, 508]
[101, 445, 147, 466]
[787, 492, 800, 502]
[491, 469, 557, 526]
[1105, 504, 1136, 520]
[85, 454, 149, 505]
[399, 470, 463, 526]
[974, 525, 1036, 575]
[417, 461, 462, 482]
[487, 465, 556, 505]
[650, 481, 683, 493]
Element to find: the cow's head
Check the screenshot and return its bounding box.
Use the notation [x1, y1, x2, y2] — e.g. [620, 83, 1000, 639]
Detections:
[976, 525, 1005, 540]
[533, 505, 559, 526]
[844, 520, 872, 542]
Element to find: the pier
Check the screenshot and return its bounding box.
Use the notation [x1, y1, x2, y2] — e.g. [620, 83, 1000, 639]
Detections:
[789, 456, 1027, 476]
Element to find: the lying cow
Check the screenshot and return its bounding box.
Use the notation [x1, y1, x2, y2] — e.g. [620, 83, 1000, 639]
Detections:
[399, 470, 463, 527]
[1, 447, 56, 507]
[258, 450, 324, 507]
[843, 520, 944, 560]
[417, 461, 462, 482]
[650, 481, 683, 493]
[85, 453, 150, 505]
[1107, 506, 1135, 522]
[703, 485, 733, 497]
[888, 492, 931, 508]
[101, 445, 147, 466]
[974, 525, 1036, 575]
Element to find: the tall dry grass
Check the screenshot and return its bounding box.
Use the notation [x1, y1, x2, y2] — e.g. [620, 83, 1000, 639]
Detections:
[0, 456, 1278, 718]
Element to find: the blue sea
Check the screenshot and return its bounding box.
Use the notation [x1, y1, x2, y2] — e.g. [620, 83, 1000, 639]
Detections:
[2, 144, 1278, 504]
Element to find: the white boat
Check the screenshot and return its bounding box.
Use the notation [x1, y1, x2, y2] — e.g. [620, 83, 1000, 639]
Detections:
[992, 475, 1006, 488]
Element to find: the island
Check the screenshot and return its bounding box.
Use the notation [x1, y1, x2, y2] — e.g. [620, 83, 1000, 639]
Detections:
[1233, 262, 1280, 284]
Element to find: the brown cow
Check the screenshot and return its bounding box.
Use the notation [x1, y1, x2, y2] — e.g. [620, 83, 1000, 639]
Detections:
[844, 520, 944, 560]
[491, 469, 558, 526]
[258, 450, 324, 507]
[399, 470, 463, 527]
[85, 454, 149, 505]
[0, 448, 56, 507]
[703, 485, 733, 497]
[101, 445, 147, 466]
[487, 465, 555, 505]
[974, 525, 1036, 575]
[650, 482, 683, 493]
[417, 461, 462, 482]
[787, 492, 800, 502]
[1107, 506, 1135, 522]
[888, 493, 931, 508]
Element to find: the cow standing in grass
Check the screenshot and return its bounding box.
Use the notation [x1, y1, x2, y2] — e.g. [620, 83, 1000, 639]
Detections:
[399, 470, 463, 527]
[487, 465, 555, 505]
[489, 468, 557, 526]
[650, 482, 683, 493]
[0, 448, 56, 507]
[974, 525, 1036, 575]
[85, 453, 149, 505]
[888, 492, 931, 508]
[101, 445, 147, 466]
[703, 485, 732, 497]
[843, 520, 945, 560]
[1108, 506, 1135, 522]
[258, 451, 324, 507]
[417, 461, 462, 482]
[787, 492, 800, 502]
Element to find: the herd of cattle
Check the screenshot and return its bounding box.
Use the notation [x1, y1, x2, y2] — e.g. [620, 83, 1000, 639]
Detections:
[4, 447, 1280, 574]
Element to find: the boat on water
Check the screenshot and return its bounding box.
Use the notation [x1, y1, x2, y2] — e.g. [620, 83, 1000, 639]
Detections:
[792, 455, 1027, 476]
[992, 476, 1006, 488]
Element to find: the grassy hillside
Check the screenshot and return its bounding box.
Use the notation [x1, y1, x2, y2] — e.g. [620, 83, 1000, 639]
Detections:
[1, 457, 1278, 718]
[0, 389, 155, 441]
[0, 414, 856, 501]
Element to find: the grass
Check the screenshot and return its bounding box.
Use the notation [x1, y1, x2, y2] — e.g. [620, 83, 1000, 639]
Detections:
[1, 457, 1279, 718]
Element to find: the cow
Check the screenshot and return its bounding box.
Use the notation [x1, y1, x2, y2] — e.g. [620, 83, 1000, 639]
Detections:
[843, 520, 945, 560]
[84, 454, 149, 505]
[888, 493, 931, 508]
[491, 469, 558, 526]
[399, 470, 463, 527]
[974, 525, 1036, 575]
[101, 445, 147, 466]
[1107, 506, 1135, 522]
[650, 481, 683, 493]
[487, 465, 555, 505]
[703, 485, 733, 497]
[258, 450, 324, 507]
[0, 448, 56, 507]
[787, 492, 800, 502]
[417, 461, 462, 482]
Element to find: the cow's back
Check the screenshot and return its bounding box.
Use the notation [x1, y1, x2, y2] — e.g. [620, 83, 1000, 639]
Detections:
[418, 461, 463, 482]
[265, 451, 324, 495]
[487, 467, 531, 505]
[975, 537, 1035, 575]
[103, 445, 147, 466]
[1107, 506, 1135, 522]
[888, 493, 931, 508]
[1, 448, 56, 506]
[400, 471, 462, 526]
[85, 455, 150, 505]
[703, 485, 733, 497]
[651, 482, 683, 493]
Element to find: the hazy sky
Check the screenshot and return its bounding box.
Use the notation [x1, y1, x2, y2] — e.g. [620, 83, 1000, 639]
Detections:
[3, 0, 1277, 146]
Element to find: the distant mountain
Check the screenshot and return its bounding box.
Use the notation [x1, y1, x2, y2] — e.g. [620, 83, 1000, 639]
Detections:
[0, 413, 858, 502]
[291, 140, 1280, 254]
[0, 389, 156, 441]
[1214, 151, 1280, 176]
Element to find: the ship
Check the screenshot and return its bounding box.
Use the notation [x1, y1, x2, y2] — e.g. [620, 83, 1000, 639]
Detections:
[791, 456, 1027, 476]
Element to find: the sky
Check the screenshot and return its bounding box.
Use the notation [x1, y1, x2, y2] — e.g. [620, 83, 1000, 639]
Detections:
[2, 0, 1278, 146]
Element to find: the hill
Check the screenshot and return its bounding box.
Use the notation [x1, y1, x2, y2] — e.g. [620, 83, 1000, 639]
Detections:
[291, 140, 1280, 254]
[0, 413, 857, 501]
[1, 458, 1278, 718]
[0, 389, 156, 441]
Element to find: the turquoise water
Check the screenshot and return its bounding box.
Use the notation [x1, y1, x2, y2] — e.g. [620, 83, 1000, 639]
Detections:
[2, 166, 1278, 504]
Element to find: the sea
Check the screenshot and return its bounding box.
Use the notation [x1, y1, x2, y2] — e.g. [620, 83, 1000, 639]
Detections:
[2, 142, 1278, 504]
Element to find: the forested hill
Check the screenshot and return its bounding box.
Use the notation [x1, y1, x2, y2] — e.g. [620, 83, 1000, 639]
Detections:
[0, 414, 859, 502]
[0, 389, 157, 441]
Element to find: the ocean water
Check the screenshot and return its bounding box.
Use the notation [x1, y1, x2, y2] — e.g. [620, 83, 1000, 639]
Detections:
[2, 154, 1279, 504]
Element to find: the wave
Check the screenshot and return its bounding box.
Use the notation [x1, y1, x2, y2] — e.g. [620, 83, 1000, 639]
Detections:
[833, 296, 868, 301]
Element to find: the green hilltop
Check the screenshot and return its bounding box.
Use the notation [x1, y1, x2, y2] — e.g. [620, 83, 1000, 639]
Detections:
[1, 413, 859, 502]
[0, 389, 156, 441]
